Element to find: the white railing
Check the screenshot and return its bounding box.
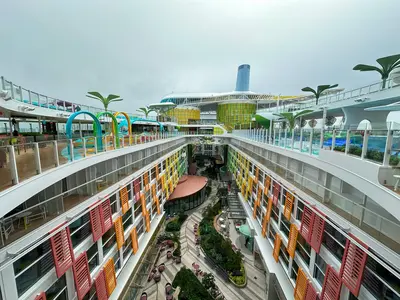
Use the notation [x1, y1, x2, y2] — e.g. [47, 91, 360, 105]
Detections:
[258, 76, 400, 114]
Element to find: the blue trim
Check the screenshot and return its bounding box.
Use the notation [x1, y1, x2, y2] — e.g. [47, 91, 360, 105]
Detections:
[66, 111, 103, 151]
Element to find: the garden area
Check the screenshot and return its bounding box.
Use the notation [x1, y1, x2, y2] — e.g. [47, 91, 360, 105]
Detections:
[165, 207, 188, 232]
[172, 267, 214, 300]
[333, 145, 400, 166]
[199, 201, 246, 287]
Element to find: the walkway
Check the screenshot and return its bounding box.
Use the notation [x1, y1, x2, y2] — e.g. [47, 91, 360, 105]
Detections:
[141, 181, 266, 300]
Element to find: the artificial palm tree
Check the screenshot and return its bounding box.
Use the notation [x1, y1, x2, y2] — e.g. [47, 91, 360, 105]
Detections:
[136, 107, 154, 119]
[86, 91, 123, 111]
[301, 85, 339, 105]
[274, 110, 313, 131]
[353, 54, 400, 89]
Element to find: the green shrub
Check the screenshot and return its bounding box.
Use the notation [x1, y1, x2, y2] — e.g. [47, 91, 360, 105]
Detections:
[390, 155, 400, 166]
[348, 145, 362, 156]
[334, 145, 345, 152]
[172, 267, 213, 300]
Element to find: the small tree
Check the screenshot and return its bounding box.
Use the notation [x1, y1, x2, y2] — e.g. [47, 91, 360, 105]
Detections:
[202, 273, 216, 290]
[136, 106, 154, 118]
[274, 110, 313, 131]
[353, 54, 400, 89]
[86, 92, 123, 111]
[301, 85, 338, 105]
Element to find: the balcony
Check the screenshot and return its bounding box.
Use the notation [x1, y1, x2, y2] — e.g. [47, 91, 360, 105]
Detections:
[0, 132, 184, 193]
[229, 135, 400, 255]
[0, 141, 186, 249]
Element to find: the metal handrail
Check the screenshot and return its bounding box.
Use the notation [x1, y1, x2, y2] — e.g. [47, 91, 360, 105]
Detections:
[258, 75, 400, 114]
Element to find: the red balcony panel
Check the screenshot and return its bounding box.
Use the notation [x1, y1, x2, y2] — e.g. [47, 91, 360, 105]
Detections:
[72, 252, 91, 300]
[272, 181, 281, 206]
[95, 269, 108, 300]
[90, 205, 103, 242]
[321, 265, 341, 300]
[50, 227, 74, 278]
[340, 236, 368, 297]
[310, 212, 325, 253]
[101, 199, 113, 233]
[300, 206, 315, 243]
[34, 292, 46, 300]
[305, 282, 318, 300]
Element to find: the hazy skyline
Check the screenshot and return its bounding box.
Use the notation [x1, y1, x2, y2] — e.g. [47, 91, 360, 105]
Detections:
[1, 0, 400, 113]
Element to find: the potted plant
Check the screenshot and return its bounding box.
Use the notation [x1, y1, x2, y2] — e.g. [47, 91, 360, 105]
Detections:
[158, 263, 166, 272]
[167, 251, 172, 259]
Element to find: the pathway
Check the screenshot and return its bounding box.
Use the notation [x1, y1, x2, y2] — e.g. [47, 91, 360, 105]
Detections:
[141, 181, 267, 300]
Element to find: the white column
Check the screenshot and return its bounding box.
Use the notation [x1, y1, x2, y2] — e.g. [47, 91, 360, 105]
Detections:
[33, 142, 42, 174]
[299, 129, 304, 152]
[320, 107, 327, 149]
[8, 145, 19, 184]
[361, 129, 369, 159]
[309, 130, 313, 155]
[1, 265, 18, 300]
[53, 140, 60, 166]
[283, 128, 288, 148]
[345, 130, 351, 155]
[331, 129, 336, 150]
[83, 137, 87, 158]
[383, 122, 393, 166]
[291, 129, 295, 150]
[69, 139, 74, 161]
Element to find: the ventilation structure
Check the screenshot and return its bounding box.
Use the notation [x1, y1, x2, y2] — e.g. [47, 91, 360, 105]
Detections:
[309, 211, 325, 253]
[287, 223, 298, 259]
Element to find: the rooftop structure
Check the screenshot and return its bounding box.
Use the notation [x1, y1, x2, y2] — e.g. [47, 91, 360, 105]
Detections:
[1, 70, 400, 300]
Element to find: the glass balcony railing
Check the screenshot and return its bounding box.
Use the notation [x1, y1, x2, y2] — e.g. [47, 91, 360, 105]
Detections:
[231, 142, 400, 254]
[232, 122, 400, 191]
[0, 141, 187, 248]
[0, 132, 185, 193]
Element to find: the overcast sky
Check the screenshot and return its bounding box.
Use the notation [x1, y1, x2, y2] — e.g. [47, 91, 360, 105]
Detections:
[1, 0, 399, 113]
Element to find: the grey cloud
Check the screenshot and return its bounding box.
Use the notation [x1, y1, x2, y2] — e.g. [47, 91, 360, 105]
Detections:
[1, 0, 399, 112]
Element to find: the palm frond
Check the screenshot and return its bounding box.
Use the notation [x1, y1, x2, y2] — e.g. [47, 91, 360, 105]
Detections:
[301, 87, 317, 95]
[377, 54, 400, 72]
[294, 110, 313, 119]
[87, 91, 104, 100]
[109, 98, 123, 102]
[317, 84, 338, 96]
[107, 94, 121, 101]
[353, 64, 383, 76]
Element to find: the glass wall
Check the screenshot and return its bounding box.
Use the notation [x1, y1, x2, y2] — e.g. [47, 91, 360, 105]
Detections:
[164, 185, 207, 215]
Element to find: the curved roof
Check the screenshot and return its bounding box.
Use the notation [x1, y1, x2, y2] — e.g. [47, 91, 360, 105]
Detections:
[168, 175, 208, 200]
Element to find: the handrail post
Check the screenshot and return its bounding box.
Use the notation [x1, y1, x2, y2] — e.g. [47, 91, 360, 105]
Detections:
[69, 139, 74, 161]
[83, 137, 87, 158]
[28, 90, 32, 105]
[383, 122, 393, 166]
[269, 124, 272, 144]
[309, 130, 313, 155]
[8, 145, 19, 185]
[291, 129, 295, 150]
[9, 81, 15, 99]
[345, 130, 351, 155]
[53, 140, 60, 166]
[283, 128, 287, 148]
[361, 129, 369, 160]
[33, 142, 42, 174]
[94, 137, 98, 154]
[331, 129, 336, 151]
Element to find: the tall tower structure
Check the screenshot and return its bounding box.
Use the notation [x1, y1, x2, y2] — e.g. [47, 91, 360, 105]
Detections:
[235, 64, 250, 91]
